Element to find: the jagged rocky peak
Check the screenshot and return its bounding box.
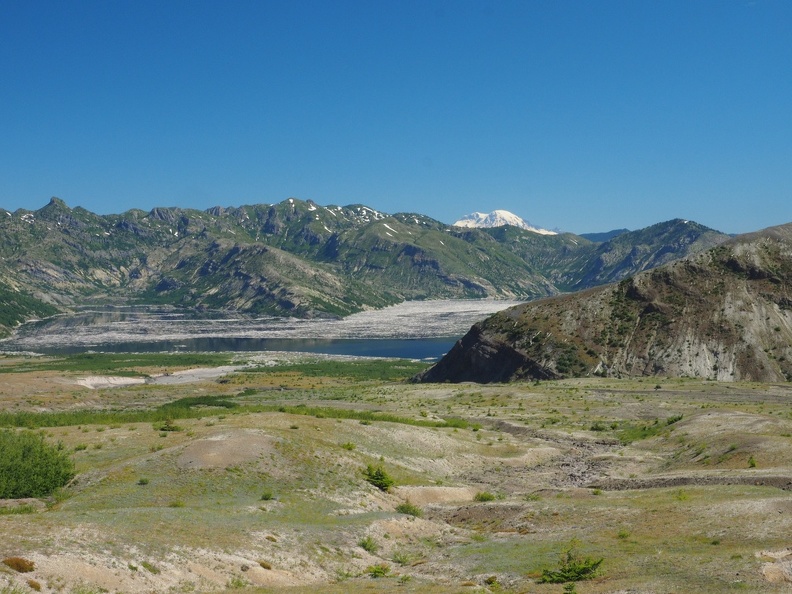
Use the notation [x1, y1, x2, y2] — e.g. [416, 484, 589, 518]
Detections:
[148, 207, 179, 222]
[45, 196, 69, 208]
[453, 209, 557, 235]
[35, 196, 95, 228]
[37, 197, 71, 216]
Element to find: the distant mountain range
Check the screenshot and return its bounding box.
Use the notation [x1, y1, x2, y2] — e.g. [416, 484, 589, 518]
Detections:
[0, 197, 732, 336]
[415, 222, 792, 383]
[453, 210, 557, 235]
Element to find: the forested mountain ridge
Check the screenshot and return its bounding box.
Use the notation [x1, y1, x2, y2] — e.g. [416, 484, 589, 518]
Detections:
[0, 197, 730, 335]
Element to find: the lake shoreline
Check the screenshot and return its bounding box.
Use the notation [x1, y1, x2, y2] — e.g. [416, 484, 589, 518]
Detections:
[0, 299, 521, 360]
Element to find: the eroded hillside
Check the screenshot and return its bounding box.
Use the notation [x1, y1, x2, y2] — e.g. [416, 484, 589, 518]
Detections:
[417, 223, 792, 383]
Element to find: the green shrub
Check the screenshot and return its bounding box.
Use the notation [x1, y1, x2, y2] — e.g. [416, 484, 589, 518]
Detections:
[367, 563, 390, 578]
[392, 550, 412, 565]
[538, 541, 603, 584]
[474, 491, 496, 502]
[395, 500, 423, 517]
[359, 536, 378, 554]
[0, 431, 74, 498]
[227, 576, 248, 588]
[156, 418, 182, 432]
[363, 465, 394, 492]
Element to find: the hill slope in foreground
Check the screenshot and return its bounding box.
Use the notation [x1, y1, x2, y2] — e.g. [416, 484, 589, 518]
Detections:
[2, 355, 792, 593]
[417, 223, 792, 383]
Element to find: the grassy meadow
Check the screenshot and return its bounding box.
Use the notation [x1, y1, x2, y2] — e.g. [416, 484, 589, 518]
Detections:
[1, 352, 791, 593]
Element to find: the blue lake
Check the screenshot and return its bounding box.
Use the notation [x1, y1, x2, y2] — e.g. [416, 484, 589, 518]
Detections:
[12, 336, 458, 360]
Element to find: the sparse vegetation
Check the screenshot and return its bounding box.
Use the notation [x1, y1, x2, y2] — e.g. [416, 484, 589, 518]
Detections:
[395, 500, 422, 517]
[392, 550, 413, 565]
[358, 535, 378, 554]
[366, 563, 390, 578]
[1, 351, 791, 593]
[0, 504, 35, 516]
[247, 359, 429, 382]
[140, 561, 160, 574]
[156, 418, 183, 432]
[474, 491, 496, 502]
[226, 575, 248, 588]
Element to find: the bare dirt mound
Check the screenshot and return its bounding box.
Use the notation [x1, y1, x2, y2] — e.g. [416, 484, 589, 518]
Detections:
[393, 486, 478, 505]
[759, 549, 792, 584]
[176, 430, 276, 469]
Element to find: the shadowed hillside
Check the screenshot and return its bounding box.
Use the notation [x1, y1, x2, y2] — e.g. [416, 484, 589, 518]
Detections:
[416, 222, 792, 383]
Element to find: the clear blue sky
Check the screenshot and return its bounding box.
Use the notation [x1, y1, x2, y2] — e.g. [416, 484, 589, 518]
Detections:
[1, 0, 790, 234]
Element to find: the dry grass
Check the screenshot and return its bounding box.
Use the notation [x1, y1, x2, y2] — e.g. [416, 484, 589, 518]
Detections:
[2, 557, 35, 573]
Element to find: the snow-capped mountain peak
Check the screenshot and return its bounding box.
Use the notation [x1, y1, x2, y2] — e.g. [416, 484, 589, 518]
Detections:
[453, 210, 557, 235]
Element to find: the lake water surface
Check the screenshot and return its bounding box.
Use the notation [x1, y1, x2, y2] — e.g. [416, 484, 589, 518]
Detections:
[1, 299, 522, 360]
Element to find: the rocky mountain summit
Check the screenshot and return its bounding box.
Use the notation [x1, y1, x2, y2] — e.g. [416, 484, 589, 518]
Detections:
[415, 223, 792, 383]
[0, 197, 730, 336]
